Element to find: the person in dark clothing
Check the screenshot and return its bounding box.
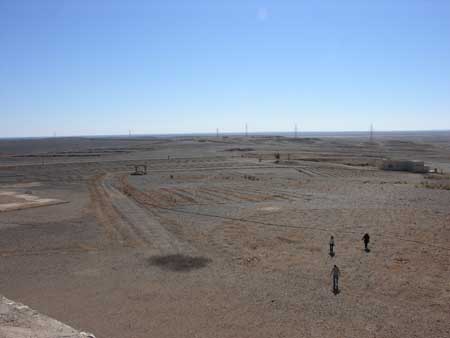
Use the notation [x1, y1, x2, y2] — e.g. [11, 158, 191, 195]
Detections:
[362, 233, 370, 251]
[329, 235, 335, 257]
[331, 265, 340, 294]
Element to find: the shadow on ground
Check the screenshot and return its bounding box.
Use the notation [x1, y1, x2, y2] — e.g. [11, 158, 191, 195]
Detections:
[148, 254, 211, 272]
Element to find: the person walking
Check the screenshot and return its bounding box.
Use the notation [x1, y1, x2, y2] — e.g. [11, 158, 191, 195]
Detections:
[331, 265, 340, 294]
[329, 235, 335, 257]
[362, 233, 370, 251]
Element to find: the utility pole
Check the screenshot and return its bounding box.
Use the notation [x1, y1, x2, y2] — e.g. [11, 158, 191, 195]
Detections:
[369, 124, 374, 143]
[245, 123, 248, 137]
[216, 128, 219, 138]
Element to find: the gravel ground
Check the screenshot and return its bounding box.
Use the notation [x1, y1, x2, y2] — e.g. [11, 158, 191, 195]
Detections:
[0, 135, 449, 338]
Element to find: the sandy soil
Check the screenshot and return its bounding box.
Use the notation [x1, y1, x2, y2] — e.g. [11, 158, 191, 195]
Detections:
[0, 195, 22, 204]
[0, 134, 450, 338]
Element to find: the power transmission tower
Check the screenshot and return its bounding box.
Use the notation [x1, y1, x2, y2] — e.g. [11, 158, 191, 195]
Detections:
[369, 124, 374, 143]
[245, 123, 248, 137]
[216, 128, 219, 137]
[294, 123, 298, 138]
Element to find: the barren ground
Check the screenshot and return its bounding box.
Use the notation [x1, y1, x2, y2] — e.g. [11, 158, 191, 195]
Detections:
[1, 133, 450, 338]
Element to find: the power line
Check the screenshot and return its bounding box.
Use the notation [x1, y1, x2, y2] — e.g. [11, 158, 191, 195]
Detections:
[125, 193, 450, 254]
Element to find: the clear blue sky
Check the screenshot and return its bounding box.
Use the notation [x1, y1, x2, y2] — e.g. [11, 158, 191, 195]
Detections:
[1, 0, 449, 137]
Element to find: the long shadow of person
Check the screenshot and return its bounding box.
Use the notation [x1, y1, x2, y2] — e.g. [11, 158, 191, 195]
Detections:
[331, 264, 340, 295]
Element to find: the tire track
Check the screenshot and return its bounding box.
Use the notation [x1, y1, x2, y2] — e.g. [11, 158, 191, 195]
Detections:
[240, 186, 299, 200]
[115, 174, 192, 254]
[159, 187, 197, 205]
[89, 175, 142, 247]
[212, 186, 271, 202]
[222, 186, 293, 202]
[196, 187, 238, 203]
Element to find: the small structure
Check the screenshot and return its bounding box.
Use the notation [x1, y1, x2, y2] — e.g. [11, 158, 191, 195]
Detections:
[132, 165, 147, 175]
[379, 160, 429, 173]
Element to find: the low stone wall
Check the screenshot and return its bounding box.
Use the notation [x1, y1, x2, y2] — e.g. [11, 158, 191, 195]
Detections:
[0, 295, 95, 338]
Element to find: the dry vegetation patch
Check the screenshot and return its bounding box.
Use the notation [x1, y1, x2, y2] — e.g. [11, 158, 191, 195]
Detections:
[420, 173, 450, 190]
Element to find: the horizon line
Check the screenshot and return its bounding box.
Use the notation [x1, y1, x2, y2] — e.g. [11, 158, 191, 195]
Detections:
[1, 129, 450, 140]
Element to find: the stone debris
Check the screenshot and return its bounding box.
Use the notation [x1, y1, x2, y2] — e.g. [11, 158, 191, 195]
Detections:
[0, 295, 94, 338]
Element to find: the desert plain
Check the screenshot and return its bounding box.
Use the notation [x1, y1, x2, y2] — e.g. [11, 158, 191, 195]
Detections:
[1, 132, 450, 338]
